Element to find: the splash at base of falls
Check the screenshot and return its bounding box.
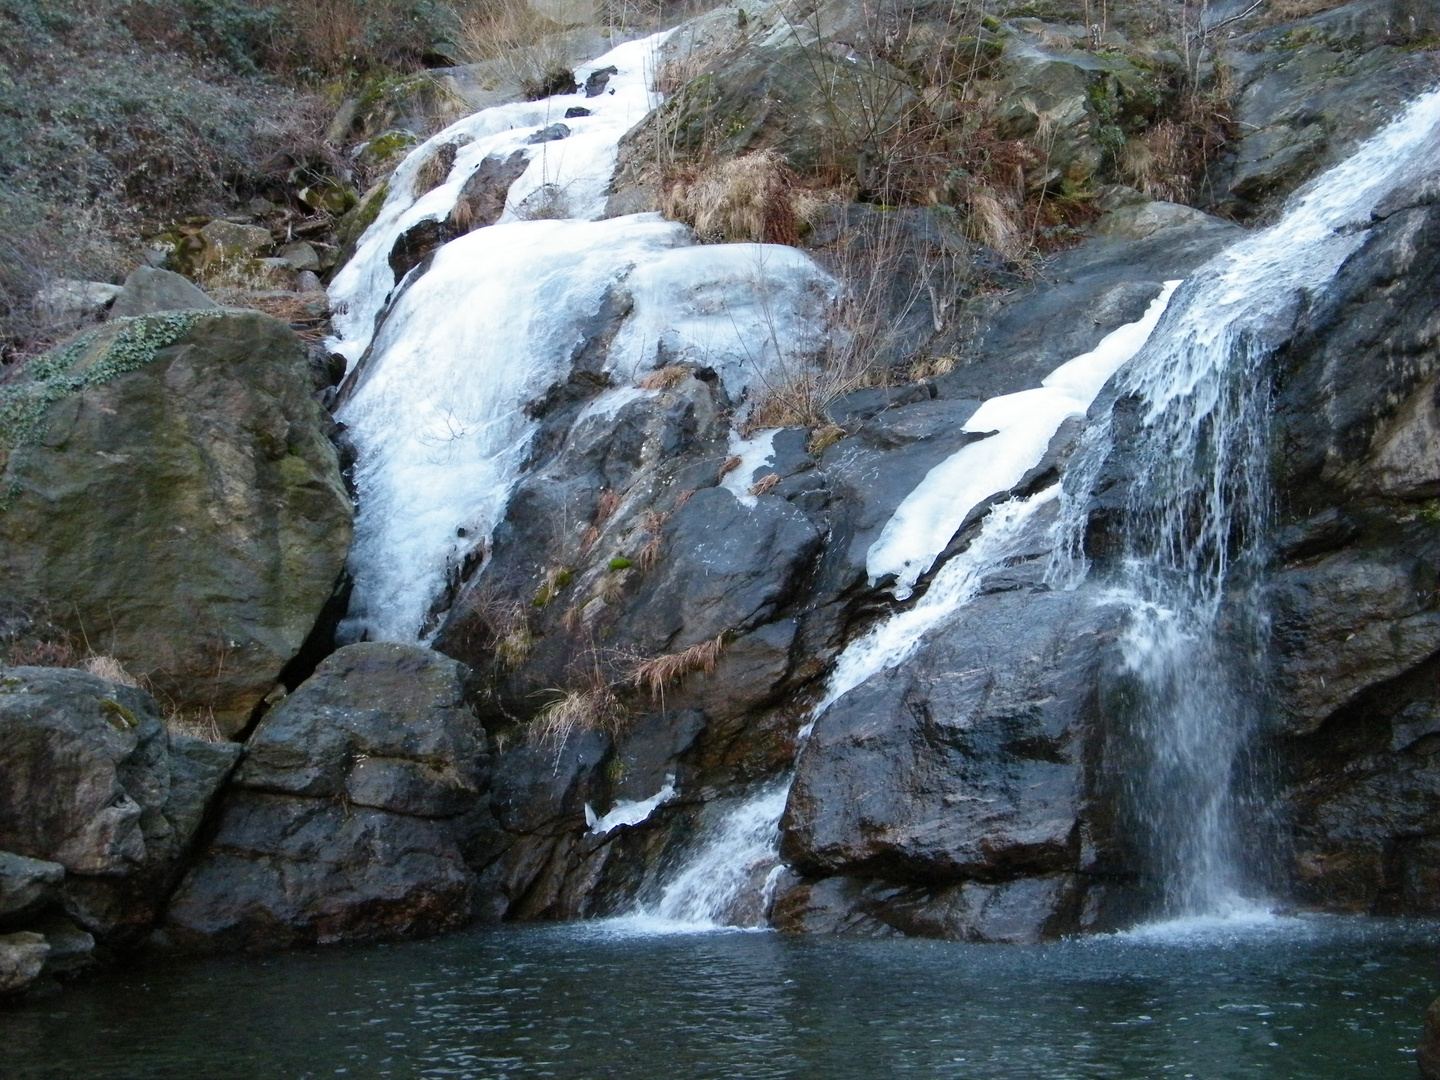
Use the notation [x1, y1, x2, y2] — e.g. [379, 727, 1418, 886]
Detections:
[603, 782, 790, 934]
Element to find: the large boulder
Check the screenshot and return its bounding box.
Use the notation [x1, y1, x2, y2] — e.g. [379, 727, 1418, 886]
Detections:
[0, 311, 353, 733]
[163, 643, 486, 951]
[778, 586, 1127, 941]
[0, 666, 240, 946]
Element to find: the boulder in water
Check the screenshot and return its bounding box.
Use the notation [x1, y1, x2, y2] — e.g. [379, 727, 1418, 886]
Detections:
[163, 644, 486, 951]
[0, 666, 240, 944]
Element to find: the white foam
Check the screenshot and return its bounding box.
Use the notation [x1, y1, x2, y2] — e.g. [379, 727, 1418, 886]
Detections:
[866, 281, 1180, 599]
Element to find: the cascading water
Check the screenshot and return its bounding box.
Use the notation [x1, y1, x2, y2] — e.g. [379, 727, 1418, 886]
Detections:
[644, 88, 1439, 932]
[1049, 88, 1440, 919]
[634, 277, 1185, 929]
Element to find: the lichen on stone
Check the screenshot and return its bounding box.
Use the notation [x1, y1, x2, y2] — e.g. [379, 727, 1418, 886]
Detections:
[0, 313, 202, 500]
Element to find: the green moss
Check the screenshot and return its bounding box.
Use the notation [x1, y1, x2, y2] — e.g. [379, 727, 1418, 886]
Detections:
[0, 313, 202, 509]
[100, 697, 138, 729]
[1417, 500, 1440, 524]
[608, 556, 633, 571]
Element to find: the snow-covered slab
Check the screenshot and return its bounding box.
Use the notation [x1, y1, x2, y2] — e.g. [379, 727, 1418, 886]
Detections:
[866, 281, 1180, 599]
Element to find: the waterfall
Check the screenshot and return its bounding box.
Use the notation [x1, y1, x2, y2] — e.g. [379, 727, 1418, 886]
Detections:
[640, 88, 1439, 932]
[634, 277, 1184, 930]
[1051, 88, 1440, 918]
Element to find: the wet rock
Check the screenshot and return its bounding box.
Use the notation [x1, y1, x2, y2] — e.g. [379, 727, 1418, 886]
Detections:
[35, 915, 95, 975]
[527, 123, 571, 143]
[0, 311, 353, 732]
[235, 643, 487, 817]
[452, 149, 531, 233]
[1211, 0, 1440, 217]
[0, 932, 49, 994]
[0, 852, 65, 924]
[584, 66, 617, 97]
[164, 644, 486, 951]
[1421, 996, 1440, 1080]
[0, 667, 241, 942]
[626, 488, 821, 651]
[784, 588, 1120, 891]
[162, 794, 474, 952]
[108, 267, 219, 318]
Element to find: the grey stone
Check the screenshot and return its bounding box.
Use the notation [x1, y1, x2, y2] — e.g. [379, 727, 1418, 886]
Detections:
[34, 280, 121, 325]
[277, 242, 321, 272]
[0, 851, 65, 923]
[109, 267, 219, 318]
[0, 931, 48, 994]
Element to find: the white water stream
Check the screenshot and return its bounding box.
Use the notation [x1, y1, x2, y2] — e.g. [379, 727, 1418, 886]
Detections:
[644, 87, 1440, 932]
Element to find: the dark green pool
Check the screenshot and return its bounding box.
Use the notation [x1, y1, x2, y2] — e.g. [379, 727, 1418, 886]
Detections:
[2, 914, 1434, 1079]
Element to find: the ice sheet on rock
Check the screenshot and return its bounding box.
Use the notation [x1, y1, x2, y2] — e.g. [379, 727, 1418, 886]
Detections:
[586, 779, 677, 835]
[337, 216, 691, 643]
[720, 429, 780, 507]
[867, 282, 1179, 599]
[606, 244, 836, 409]
[575, 385, 655, 425]
[328, 32, 671, 365]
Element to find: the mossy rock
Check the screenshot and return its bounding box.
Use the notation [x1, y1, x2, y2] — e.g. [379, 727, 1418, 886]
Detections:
[0, 312, 353, 734]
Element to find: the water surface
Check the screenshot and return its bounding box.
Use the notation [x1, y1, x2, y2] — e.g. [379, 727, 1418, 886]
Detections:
[3, 915, 1434, 1079]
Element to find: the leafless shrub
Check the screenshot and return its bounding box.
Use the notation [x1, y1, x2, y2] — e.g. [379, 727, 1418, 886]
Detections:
[628, 634, 725, 699]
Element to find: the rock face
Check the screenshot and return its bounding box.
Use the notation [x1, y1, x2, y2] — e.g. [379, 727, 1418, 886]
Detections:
[0, 311, 353, 733]
[1264, 179, 1439, 914]
[0, 666, 239, 991]
[164, 644, 485, 951]
[1209, 0, 1439, 219]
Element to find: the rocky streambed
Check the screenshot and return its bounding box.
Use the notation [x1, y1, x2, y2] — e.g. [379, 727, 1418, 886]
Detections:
[0, 0, 1434, 1038]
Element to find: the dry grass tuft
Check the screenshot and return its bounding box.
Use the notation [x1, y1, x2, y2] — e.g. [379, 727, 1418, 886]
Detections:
[967, 187, 1023, 261]
[807, 423, 846, 455]
[594, 488, 621, 525]
[413, 142, 458, 198]
[636, 534, 664, 571]
[672, 488, 696, 510]
[718, 455, 742, 478]
[663, 150, 800, 245]
[83, 655, 140, 687]
[748, 473, 781, 497]
[640, 509, 670, 534]
[637, 365, 691, 390]
[629, 634, 725, 699]
[530, 683, 627, 747]
[165, 706, 225, 743]
[908, 353, 957, 380]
